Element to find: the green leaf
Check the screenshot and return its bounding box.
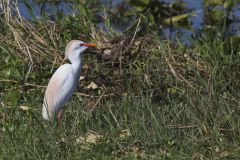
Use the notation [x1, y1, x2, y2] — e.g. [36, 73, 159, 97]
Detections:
[130, 0, 150, 6]
[164, 12, 196, 24]
[204, 0, 224, 6]
[209, 9, 225, 22]
[139, 0, 150, 5]
[223, 1, 236, 10]
[77, 5, 88, 17]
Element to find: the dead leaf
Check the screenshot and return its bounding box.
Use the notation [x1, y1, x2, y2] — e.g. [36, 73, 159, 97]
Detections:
[122, 93, 128, 96]
[80, 76, 85, 81]
[130, 146, 146, 158]
[83, 64, 90, 69]
[134, 40, 141, 46]
[20, 105, 30, 111]
[102, 49, 112, 60]
[76, 131, 102, 145]
[219, 151, 229, 158]
[86, 133, 99, 144]
[119, 129, 131, 138]
[86, 82, 98, 90]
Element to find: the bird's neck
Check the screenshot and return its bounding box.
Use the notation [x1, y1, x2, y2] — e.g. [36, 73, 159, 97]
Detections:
[71, 61, 82, 79]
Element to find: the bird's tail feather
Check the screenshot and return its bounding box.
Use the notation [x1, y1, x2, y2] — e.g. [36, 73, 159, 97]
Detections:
[42, 102, 53, 121]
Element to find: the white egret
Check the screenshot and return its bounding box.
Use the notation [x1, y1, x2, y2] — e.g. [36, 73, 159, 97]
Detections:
[42, 40, 96, 125]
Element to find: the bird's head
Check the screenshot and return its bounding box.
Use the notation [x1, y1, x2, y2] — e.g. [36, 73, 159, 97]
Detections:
[65, 40, 97, 63]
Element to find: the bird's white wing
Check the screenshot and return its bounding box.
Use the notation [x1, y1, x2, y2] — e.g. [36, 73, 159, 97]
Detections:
[42, 64, 77, 120]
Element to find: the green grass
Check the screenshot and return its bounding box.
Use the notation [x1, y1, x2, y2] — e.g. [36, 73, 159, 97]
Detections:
[1, 1, 240, 159]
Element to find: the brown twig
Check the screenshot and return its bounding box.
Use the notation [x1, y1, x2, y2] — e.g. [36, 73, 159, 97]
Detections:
[90, 91, 106, 112]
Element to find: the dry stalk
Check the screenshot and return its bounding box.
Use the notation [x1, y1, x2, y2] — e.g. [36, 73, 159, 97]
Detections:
[0, 79, 46, 88]
[0, 0, 63, 65]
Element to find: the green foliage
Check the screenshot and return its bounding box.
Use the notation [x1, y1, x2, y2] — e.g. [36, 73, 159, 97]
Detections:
[129, 0, 194, 29]
[203, 0, 240, 36]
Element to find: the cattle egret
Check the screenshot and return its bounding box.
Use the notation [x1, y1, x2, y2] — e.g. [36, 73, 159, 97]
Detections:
[42, 40, 96, 125]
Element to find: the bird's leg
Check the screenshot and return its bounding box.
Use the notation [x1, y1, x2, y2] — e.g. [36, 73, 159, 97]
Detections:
[57, 109, 64, 127]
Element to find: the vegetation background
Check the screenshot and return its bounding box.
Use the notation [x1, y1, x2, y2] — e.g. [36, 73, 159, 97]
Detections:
[0, 0, 240, 159]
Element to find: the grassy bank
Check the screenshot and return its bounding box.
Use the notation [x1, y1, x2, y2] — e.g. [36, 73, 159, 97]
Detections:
[0, 1, 240, 159]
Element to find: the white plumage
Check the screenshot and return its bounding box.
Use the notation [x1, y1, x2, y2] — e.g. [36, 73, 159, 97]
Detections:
[42, 40, 96, 125]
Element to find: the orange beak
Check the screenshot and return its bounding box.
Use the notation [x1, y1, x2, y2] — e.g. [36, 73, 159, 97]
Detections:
[80, 43, 97, 47]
